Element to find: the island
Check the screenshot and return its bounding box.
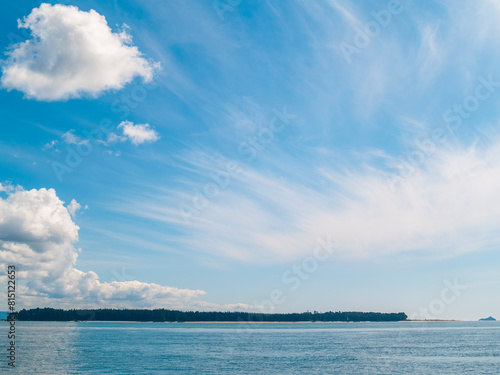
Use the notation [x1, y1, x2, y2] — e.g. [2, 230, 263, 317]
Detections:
[479, 316, 496, 321]
[10, 308, 408, 322]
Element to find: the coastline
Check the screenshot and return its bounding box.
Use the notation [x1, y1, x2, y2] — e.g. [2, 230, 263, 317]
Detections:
[54, 320, 460, 323]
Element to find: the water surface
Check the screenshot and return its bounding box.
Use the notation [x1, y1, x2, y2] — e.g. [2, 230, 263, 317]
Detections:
[1, 321, 499, 374]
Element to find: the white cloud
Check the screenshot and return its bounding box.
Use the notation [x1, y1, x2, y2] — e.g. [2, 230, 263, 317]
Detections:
[190, 301, 273, 312]
[119, 140, 500, 263]
[42, 121, 159, 155]
[67, 199, 87, 218]
[106, 132, 127, 144]
[113, 121, 160, 145]
[42, 140, 59, 151]
[61, 130, 89, 145]
[42, 130, 89, 153]
[0, 187, 205, 308]
[0, 183, 14, 194]
[0, 3, 159, 101]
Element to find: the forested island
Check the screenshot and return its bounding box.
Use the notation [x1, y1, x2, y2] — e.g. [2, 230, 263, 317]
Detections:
[11, 308, 407, 322]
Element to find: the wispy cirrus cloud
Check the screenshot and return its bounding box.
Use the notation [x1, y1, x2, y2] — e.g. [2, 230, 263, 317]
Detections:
[110, 135, 500, 263]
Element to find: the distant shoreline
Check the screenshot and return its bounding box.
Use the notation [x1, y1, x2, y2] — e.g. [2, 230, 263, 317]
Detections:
[74, 320, 399, 323]
[8, 309, 474, 323]
[5, 319, 461, 323]
[11, 308, 409, 323]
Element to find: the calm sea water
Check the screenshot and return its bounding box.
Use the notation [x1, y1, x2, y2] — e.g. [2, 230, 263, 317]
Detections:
[0, 321, 499, 374]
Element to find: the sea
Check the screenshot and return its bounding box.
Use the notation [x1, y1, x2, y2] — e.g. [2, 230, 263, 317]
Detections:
[0, 321, 499, 374]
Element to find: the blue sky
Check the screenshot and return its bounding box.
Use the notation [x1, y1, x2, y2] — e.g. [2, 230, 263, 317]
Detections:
[1, 0, 500, 320]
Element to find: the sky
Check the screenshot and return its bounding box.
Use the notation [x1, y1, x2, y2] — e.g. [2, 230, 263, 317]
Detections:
[1, 0, 500, 321]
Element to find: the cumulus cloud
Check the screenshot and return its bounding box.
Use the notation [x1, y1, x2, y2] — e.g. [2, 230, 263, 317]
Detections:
[0, 3, 159, 101]
[0, 186, 205, 308]
[115, 121, 160, 145]
[0, 183, 14, 194]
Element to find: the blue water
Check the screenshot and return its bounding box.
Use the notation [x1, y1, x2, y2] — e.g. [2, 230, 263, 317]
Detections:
[0, 321, 499, 374]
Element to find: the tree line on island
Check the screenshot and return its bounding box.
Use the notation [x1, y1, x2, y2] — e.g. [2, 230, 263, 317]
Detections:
[11, 308, 407, 322]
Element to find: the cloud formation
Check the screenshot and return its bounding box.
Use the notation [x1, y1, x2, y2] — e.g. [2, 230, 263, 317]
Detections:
[43, 121, 160, 155]
[0, 3, 159, 101]
[67, 199, 86, 218]
[120, 139, 500, 263]
[0, 186, 204, 308]
[111, 121, 160, 145]
[61, 130, 89, 146]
